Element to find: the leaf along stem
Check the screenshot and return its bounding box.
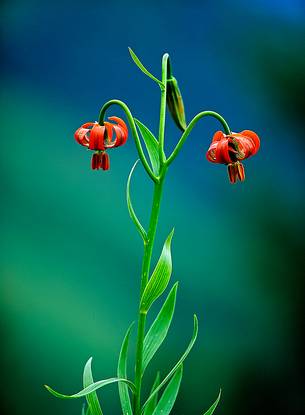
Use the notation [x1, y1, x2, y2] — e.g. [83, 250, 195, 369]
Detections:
[141, 315, 198, 413]
[127, 160, 148, 242]
[128, 47, 164, 88]
[45, 377, 136, 399]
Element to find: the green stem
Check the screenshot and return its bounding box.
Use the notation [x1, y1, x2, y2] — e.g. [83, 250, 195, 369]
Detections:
[166, 110, 231, 166]
[98, 99, 157, 182]
[133, 54, 171, 414]
[134, 172, 166, 415]
[158, 54, 169, 163]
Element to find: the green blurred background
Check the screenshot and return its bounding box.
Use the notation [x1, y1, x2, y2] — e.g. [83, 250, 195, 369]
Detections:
[1, 0, 305, 414]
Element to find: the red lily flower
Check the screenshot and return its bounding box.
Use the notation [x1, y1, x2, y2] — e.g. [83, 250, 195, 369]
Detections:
[206, 130, 260, 183]
[74, 117, 128, 170]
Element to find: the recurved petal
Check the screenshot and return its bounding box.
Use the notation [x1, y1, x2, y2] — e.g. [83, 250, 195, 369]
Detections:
[108, 117, 128, 137]
[212, 130, 225, 143]
[81, 122, 95, 129]
[104, 122, 114, 143]
[112, 125, 124, 147]
[215, 138, 233, 164]
[106, 124, 128, 148]
[241, 130, 260, 154]
[74, 127, 90, 147]
[89, 124, 106, 150]
[206, 140, 219, 162]
[233, 132, 259, 160]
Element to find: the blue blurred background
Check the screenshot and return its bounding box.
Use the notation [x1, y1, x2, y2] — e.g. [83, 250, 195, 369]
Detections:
[1, 0, 305, 414]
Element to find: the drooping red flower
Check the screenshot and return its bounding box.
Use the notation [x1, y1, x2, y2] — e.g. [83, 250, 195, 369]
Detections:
[206, 130, 260, 183]
[74, 117, 128, 170]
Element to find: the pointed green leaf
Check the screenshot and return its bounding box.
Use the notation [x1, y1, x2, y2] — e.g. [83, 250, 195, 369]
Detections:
[118, 324, 134, 415]
[140, 229, 174, 313]
[127, 160, 147, 241]
[83, 358, 103, 415]
[143, 283, 178, 373]
[202, 390, 221, 415]
[142, 315, 198, 412]
[134, 119, 160, 175]
[45, 377, 136, 399]
[128, 48, 163, 87]
[152, 365, 183, 415]
[143, 372, 160, 415]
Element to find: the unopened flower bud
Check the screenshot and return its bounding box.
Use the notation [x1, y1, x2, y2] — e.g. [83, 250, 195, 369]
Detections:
[166, 76, 187, 132]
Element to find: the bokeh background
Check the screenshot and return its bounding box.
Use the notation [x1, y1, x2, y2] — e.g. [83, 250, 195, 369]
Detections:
[1, 0, 305, 414]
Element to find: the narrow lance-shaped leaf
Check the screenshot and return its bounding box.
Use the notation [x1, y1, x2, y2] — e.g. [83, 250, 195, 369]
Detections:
[128, 48, 163, 87]
[202, 390, 221, 415]
[140, 229, 174, 313]
[143, 283, 178, 373]
[134, 119, 160, 175]
[45, 377, 136, 400]
[143, 372, 160, 415]
[118, 323, 134, 415]
[127, 160, 147, 242]
[142, 315, 198, 412]
[151, 365, 183, 415]
[83, 358, 103, 415]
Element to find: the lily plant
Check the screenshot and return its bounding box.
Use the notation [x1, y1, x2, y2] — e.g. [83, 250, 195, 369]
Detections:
[45, 48, 260, 415]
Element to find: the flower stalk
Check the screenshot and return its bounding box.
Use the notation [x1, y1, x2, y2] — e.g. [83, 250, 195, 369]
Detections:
[98, 99, 158, 182]
[134, 173, 166, 414]
[158, 53, 169, 164]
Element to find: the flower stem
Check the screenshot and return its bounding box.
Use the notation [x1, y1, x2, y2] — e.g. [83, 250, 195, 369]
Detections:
[158, 54, 169, 163]
[133, 54, 171, 414]
[133, 171, 166, 415]
[98, 99, 157, 182]
[166, 110, 231, 166]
